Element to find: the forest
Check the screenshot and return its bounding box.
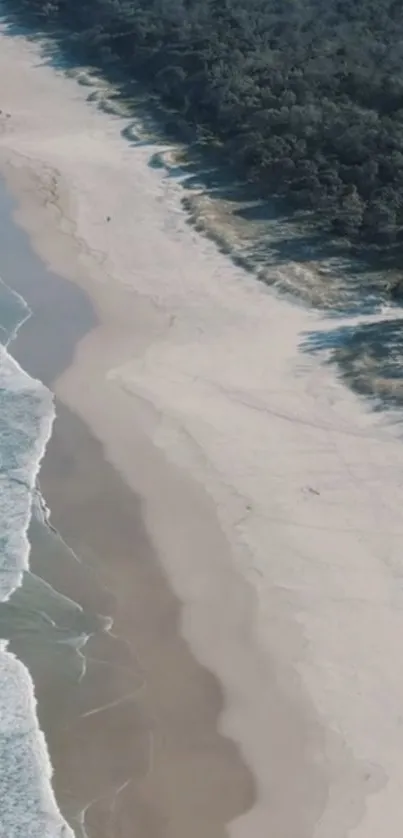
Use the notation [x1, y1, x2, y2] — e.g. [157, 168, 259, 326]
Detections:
[6, 0, 403, 259]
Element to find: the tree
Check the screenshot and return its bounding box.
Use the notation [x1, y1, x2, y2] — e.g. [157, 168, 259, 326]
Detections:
[7, 0, 403, 267]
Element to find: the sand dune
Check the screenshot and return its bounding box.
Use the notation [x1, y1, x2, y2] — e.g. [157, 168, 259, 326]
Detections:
[1, 21, 403, 837]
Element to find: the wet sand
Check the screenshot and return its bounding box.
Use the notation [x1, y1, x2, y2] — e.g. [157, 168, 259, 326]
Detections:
[40, 404, 253, 838]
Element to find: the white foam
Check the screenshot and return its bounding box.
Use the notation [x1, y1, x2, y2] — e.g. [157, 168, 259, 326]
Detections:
[0, 651, 74, 838]
[0, 344, 55, 600]
[0, 280, 74, 837]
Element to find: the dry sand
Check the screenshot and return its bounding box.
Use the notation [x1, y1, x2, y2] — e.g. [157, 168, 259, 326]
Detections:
[1, 18, 403, 838]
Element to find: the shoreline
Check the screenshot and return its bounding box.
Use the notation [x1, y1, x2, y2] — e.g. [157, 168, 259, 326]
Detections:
[3, 20, 403, 838]
[0, 162, 256, 836]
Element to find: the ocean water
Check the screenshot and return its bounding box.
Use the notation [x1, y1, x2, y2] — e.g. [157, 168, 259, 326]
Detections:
[0, 277, 74, 837]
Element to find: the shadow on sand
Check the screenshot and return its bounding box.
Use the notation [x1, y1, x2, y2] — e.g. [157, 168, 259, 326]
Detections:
[303, 315, 403, 411]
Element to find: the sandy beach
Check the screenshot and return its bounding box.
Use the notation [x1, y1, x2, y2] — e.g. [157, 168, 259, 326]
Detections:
[2, 14, 403, 838]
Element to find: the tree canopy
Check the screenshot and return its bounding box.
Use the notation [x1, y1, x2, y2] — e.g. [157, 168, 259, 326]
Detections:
[8, 0, 403, 262]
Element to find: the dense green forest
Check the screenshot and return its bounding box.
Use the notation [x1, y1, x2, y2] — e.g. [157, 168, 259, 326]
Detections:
[7, 0, 403, 261]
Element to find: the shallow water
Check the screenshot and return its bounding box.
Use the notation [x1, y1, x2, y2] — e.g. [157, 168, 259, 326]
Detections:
[0, 275, 77, 837]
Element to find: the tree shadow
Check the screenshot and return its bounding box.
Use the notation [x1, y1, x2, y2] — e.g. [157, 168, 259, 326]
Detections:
[302, 316, 403, 410]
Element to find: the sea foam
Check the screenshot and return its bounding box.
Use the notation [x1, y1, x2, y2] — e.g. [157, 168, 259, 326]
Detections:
[0, 278, 75, 837]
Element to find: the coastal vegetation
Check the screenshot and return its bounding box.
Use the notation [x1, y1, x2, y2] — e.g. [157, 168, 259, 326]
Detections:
[6, 0, 403, 280]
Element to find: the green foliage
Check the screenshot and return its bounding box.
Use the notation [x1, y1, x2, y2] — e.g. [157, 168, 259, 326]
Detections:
[8, 0, 403, 250]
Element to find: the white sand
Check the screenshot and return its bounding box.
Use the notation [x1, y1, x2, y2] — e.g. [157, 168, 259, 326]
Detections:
[1, 21, 403, 837]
